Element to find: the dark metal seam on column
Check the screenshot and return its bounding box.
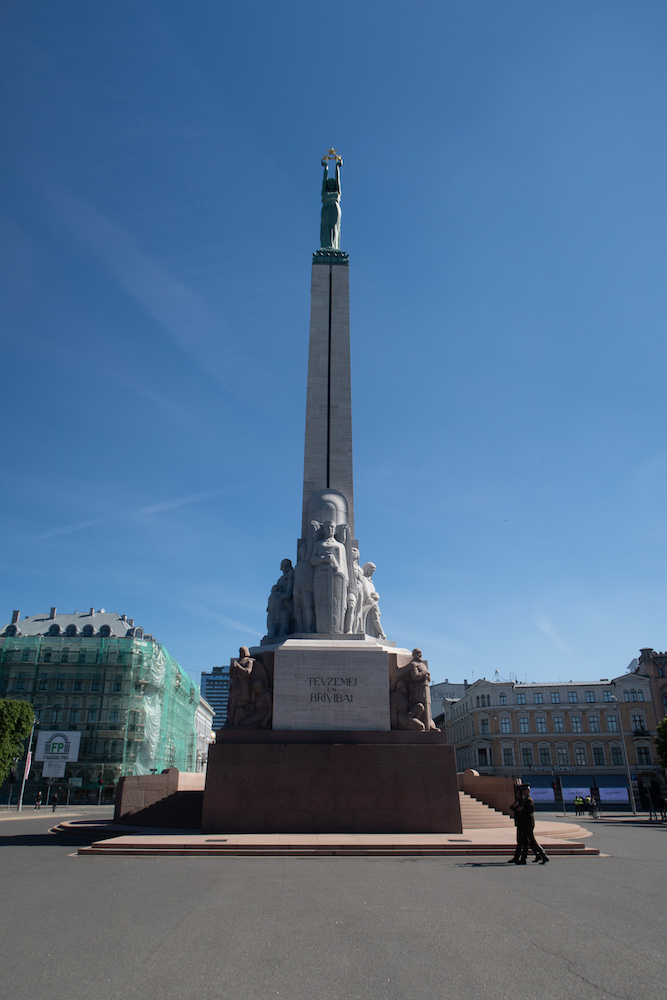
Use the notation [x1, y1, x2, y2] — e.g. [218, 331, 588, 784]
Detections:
[327, 265, 332, 488]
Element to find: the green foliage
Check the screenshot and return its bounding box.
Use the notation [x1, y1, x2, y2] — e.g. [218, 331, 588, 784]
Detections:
[655, 715, 667, 770]
[0, 698, 35, 784]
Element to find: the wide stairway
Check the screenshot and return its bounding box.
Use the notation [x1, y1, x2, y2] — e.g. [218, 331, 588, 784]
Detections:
[458, 791, 515, 829]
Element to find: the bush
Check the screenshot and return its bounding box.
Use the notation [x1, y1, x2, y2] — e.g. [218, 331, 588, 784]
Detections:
[0, 699, 35, 784]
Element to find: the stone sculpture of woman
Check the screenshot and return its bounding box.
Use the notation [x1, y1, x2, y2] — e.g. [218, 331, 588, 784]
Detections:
[310, 520, 349, 633]
[293, 541, 315, 633]
[320, 153, 342, 250]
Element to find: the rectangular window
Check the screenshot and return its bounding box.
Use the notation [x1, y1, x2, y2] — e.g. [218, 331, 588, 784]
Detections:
[478, 748, 488, 766]
[44, 651, 52, 662]
[499, 693, 507, 705]
[480, 719, 489, 735]
[74, 675, 83, 691]
[519, 718, 529, 734]
[92, 677, 100, 691]
[21, 648, 31, 661]
[113, 675, 122, 692]
[586, 691, 595, 703]
[78, 651, 87, 664]
[501, 718, 511, 734]
[637, 747, 651, 765]
[38, 676, 48, 690]
[69, 708, 79, 724]
[521, 748, 533, 766]
[536, 717, 547, 733]
[516, 692, 526, 704]
[533, 692, 543, 704]
[574, 747, 586, 765]
[611, 747, 623, 765]
[56, 673, 66, 691]
[503, 748, 514, 766]
[606, 715, 618, 732]
[631, 715, 645, 731]
[553, 717, 564, 733]
[603, 691, 613, 702]
[16, 673, 26, 690]
[61, 650, 69, 663]
[568, 691, 578, 703]
[87, 706, 97, 722]
[589, 716, 600, 733]
[557, 747, 569, 765]
[571, 717, 582, 733]
[539, 748, 551, 766]
[593, 747, 604, 765]
[551, 692, 560, 704]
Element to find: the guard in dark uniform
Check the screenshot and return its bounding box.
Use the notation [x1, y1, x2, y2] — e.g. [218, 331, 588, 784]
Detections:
[510, 784, 549, 864]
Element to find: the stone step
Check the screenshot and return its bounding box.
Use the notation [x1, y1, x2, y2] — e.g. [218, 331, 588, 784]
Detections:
[78, 841, 598, 858]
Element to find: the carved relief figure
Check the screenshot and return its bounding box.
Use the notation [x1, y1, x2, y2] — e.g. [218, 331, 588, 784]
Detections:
[276, 558, 294, 636]
[310, 520, 349, 633]
[390, 648, 439, 731]
[360, 562, 386, 639]
[226, 647, 272, 728]
[293, 541, 315, 633]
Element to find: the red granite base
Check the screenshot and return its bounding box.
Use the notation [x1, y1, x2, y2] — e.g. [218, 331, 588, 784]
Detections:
[202, 731, 463, 835]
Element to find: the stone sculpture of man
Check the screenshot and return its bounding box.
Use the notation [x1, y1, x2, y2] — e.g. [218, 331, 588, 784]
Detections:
[276, 558, 294, 636]
[361, 562, 386, 639]
[407, 649, 438, 731]
[227, 647, 272, 728]
[293, 542, 315, 633]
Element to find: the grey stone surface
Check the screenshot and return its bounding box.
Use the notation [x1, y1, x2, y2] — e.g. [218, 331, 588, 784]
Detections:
[272, 641, 391, 730]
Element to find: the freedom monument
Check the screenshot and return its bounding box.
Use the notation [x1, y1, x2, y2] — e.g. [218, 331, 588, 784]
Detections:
[202, 153, 462, 834]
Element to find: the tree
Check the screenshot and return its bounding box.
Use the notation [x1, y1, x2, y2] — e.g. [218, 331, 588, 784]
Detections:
[0, 698, 35, 784]
[655, 715, 667, 770]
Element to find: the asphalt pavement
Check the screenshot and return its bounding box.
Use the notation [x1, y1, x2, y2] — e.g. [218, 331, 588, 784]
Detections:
[1, 810, 665, 1000]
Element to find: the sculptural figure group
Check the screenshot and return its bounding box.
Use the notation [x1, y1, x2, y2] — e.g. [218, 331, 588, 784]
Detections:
[264, 520, 385, 641]
[226, 647, 273, 729]
[390, 648, 439, 732]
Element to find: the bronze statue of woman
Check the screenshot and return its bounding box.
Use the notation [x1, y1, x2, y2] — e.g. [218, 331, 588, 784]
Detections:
[320, 155, 342, 249]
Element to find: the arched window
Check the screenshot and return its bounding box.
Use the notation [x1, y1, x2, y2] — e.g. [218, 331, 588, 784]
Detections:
[88, 706, 98, 722]
[630, 689, 638, 702]
[623, 690, 630, 702]
[476, 696, 480, 707]
[48, 624, 60, 636]
[69, 706, 79, 724]
[637, 690, 644, 702]
[65, 624, 78, 637]
[134, 627, 143, 639]
[82, 625, 94, 637]
[499, 692, 507, 705]
[5, 625, 17, 636]
[99, 625, 111, 637]
[52, 705, 61, 725]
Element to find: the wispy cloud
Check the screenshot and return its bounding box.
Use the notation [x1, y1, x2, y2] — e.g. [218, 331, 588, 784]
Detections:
[180, 599, 262, 638]
[35, 488, 232, 541]
[536, 614, 575, 657]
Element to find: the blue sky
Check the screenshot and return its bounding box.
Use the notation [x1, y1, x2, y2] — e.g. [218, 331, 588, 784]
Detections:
[2, 1, 666, 686]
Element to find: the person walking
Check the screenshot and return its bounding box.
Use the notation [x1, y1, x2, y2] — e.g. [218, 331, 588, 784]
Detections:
[34, 791, 42, 811]
[511, 784, 549, 864]
[51, 792, 58, 813]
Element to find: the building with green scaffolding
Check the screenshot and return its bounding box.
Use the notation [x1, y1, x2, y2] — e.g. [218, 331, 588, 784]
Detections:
[0, 608, 208, 804]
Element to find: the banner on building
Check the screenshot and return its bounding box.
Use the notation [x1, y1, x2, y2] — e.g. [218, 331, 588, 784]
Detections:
[42, 760, 66, 777]
[35, 731, 81, 762]
[598, 787, 629, 802]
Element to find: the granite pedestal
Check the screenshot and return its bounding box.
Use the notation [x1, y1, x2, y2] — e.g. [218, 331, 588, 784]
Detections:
[202, 730, 462, 835]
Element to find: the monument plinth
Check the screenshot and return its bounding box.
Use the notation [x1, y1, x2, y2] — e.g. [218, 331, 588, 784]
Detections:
[202, 152, 462, 835]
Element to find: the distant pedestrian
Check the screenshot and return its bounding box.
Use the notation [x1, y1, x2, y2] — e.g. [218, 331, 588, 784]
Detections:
[51, 793, 58, 812]
[34, 791, 42, 811]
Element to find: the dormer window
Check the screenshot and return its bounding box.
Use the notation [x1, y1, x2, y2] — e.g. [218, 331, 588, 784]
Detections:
[99, 625, 111, 637]
[82, 625, 94, 637]
[48, 624, 60, 636]
[65, 624, 78, 637]
[5, 625, 17, 636]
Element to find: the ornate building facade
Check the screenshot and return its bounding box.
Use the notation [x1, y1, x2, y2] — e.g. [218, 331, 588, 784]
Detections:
[0, 608, 207, 802]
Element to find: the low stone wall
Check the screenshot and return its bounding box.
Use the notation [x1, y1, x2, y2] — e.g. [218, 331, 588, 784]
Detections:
[459, 769, 517, 816]
[114, 769, 205, 825]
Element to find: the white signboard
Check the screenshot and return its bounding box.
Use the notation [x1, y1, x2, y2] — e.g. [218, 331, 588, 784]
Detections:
[35, 731, 81, 762]
[42, 760, 66, 777]
[530, 787, 555, 803]
[68, 777, 83, 787]
[599, 787, 629, 803]
[562, 786, 591, 802]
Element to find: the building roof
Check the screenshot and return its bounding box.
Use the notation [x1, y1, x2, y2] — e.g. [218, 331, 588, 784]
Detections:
[1, 609, 145, 639]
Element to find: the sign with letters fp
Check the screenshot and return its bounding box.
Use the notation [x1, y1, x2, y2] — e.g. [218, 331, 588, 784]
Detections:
[35, 731, 81, 762]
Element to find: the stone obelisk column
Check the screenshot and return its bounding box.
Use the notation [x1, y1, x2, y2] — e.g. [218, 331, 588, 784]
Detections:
[301, 152, 354, 540]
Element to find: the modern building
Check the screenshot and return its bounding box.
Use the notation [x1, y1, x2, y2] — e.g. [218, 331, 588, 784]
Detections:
[0, 608, 203, 803]
[441, 672, 663, 810]
[200, 665, 231, 730]
[195, 694, 215, 770]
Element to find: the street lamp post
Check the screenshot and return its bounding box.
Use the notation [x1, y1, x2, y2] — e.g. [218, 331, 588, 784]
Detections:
[16, 719, 38, 813]
[611, 696, 637, 815]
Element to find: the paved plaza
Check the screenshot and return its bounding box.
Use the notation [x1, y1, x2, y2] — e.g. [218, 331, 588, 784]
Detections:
[1, 808, 665, 1000]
